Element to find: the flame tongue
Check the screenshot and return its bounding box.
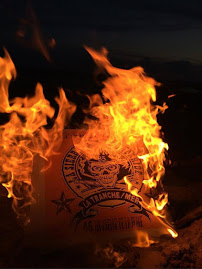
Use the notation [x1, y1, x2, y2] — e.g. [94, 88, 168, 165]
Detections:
[0, 49, 16, 112]
[74, 47, 177, 238]
[75, 47, 166, 176]
[0, 50, 76, 222]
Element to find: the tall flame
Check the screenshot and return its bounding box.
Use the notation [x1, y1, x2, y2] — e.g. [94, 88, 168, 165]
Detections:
[74, 47, 177, 239]
[0, 49, 76, 223]
[0, 46, 178, 240]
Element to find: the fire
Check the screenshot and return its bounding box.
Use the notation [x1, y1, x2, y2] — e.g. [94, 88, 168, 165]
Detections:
[167, 228, 178, 238]
[0, 45, 178, 242]
[0, 49, 76, 223]
[132, 230, 156, 248]
[74, 47, 178, 239]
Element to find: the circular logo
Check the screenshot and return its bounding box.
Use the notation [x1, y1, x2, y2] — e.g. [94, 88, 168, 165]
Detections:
[62, 147, 144, 207]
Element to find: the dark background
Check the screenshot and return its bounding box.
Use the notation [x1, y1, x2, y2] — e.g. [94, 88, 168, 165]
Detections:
[0, 0, 202, 267]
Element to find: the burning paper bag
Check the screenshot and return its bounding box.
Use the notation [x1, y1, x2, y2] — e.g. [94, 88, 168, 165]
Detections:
[27, 129, 169, 247]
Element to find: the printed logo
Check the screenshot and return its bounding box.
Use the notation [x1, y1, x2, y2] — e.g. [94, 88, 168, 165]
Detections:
[61, 147, 150, 228]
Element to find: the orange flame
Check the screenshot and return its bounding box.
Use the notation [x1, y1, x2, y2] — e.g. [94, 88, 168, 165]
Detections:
[132, 230, 156, 247]
[0, 46, 178, 241]
[74, 47, 178, 239]
[124, 176, 177, 238]
[0, 49, 76, 223]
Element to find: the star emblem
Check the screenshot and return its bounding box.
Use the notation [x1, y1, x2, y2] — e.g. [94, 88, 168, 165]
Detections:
[51, 192, 74, 215]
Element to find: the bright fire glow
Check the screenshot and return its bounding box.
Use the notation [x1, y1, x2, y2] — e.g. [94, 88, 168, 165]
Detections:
[132, 230, 156, 248]
[0, 49, 76, 223]
[0, 46, 177, 242]
[74, 47, 178, 239]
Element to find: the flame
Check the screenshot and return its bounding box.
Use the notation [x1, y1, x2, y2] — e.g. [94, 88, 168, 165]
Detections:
[167, 228, 178, 238]
[74, 47, 178, 239]
[124, 176, 177, 237]
[132, 230, 156, 248]
[0, 45, 178, 241]
[0, 49, 76, 223]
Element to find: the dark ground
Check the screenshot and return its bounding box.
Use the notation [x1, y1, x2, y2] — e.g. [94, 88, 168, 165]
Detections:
[0, 66, 202, 268]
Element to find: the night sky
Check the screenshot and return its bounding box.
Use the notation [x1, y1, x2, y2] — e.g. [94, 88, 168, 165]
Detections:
[1, 0, 202, 70]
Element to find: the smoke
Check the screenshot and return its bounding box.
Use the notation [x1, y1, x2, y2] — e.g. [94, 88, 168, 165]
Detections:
[16, 1, 55, 62]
